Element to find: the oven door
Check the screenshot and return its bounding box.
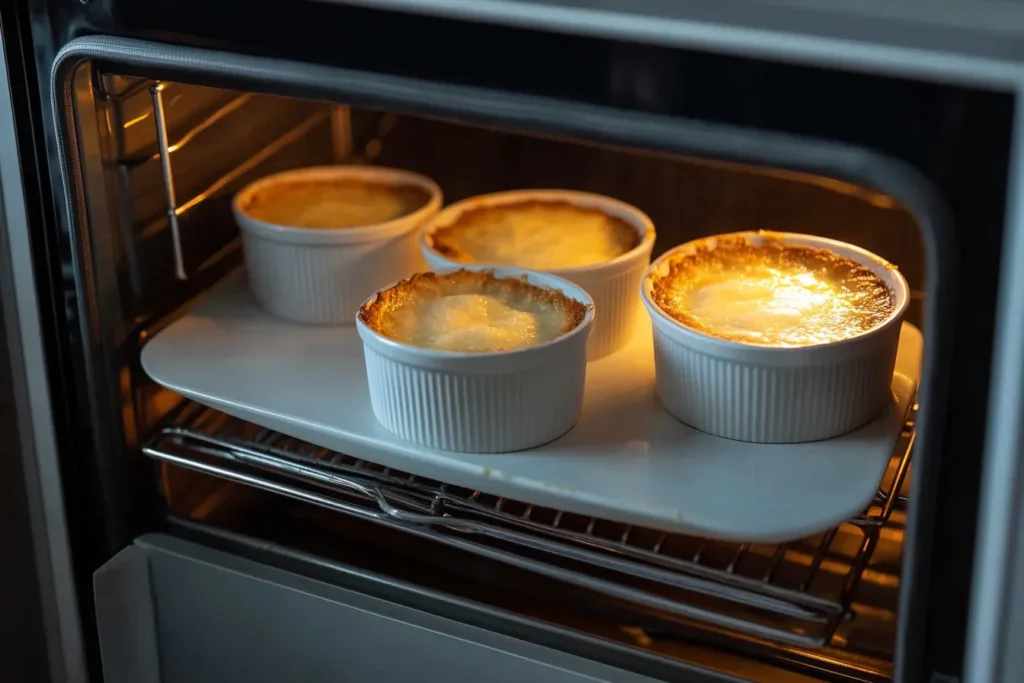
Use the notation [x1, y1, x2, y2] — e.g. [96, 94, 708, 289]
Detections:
[94, 533, 675, 683]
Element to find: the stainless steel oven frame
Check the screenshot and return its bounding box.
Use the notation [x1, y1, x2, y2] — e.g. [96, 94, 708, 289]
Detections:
[3, 2, 1024, 682]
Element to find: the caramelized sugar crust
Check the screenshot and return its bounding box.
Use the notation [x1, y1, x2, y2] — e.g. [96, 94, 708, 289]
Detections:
[240, 177, 431, 229]
[430, 200, 643, 269]
[359, 269, 588, 352]
[650, 235, 897, 347]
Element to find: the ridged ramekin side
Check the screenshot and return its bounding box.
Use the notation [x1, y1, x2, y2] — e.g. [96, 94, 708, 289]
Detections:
[363, 346, 587, 452]
[571, 258, 648, 359]
[242, 229, 424, 325]
[650, 320, 900, 442]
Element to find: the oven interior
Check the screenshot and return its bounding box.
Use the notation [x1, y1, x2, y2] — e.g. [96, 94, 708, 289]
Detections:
[70, 70, 926, 682]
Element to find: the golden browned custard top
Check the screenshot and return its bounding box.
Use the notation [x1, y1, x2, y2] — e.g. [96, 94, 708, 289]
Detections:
[241, 178, 431, 229]
[359, 270, 587, 353]
[649, 237, 897, 347]
[430, 200, 642, 269]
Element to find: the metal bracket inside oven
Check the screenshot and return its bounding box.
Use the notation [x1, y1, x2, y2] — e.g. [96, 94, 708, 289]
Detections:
[149, 82, 187, 281]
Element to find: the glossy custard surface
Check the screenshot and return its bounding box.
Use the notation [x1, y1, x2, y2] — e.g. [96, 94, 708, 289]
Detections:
[359, 270, 587, 353]
[650, 237, 897, 347]
[430, 200, 641, 269]
[241, 178, 431, 229]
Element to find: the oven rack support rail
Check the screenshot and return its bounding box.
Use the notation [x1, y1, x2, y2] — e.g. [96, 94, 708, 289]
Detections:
[131, 78, 386, 283]
[143, 402, 913, 650]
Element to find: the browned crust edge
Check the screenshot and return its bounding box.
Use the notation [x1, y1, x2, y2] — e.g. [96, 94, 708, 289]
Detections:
[429, 199, 644, 264]
[358, 269, 589, 349]
[649, 234, 898, 345]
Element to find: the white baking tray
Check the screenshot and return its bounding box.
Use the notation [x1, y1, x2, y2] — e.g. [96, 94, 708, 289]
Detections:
[142, 271, 921, 542]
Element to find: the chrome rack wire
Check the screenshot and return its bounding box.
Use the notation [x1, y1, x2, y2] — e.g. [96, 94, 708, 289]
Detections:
[143, 81, 334, 283]
[144, 402, 914, 650]
[150, 82, 187, 281]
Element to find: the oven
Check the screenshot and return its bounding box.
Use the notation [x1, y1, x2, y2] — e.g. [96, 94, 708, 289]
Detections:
[3, 1, 1024, 682]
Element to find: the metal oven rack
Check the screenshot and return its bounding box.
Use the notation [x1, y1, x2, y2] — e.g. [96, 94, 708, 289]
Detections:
[143, 400, 913, 661]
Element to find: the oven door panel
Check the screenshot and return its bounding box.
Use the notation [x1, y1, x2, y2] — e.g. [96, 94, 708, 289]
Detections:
[93, 534, 671, 683]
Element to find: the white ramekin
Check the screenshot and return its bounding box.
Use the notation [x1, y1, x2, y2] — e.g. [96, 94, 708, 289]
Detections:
[420, 189, 655, 360]
[641, 231, 911, 444]
[356, 267, 595, 453]
[233, 165, 442, 325]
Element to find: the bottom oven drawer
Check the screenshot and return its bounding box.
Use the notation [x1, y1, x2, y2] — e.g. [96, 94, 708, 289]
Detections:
[93, 534, 665, 683]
